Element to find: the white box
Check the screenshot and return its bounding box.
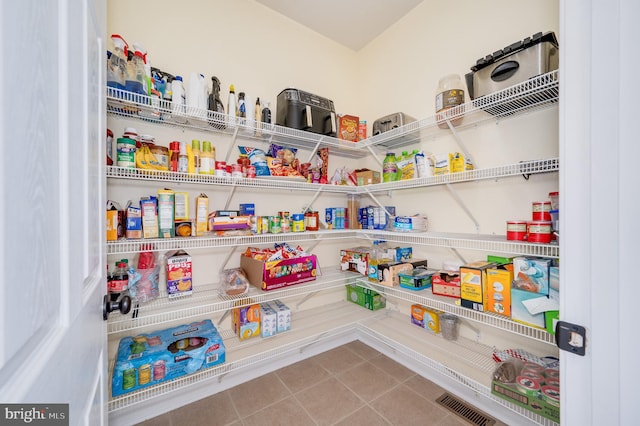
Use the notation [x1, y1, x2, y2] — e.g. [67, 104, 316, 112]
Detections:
[260, 303, 277, 338]
[269, 300, 291, 333]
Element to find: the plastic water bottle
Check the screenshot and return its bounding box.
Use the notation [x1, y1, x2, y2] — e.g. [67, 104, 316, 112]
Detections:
[107, 34, 128, 91]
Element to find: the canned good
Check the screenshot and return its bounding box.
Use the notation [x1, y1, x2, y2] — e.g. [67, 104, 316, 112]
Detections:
[116, 137, 136, 168]
[245, 165, 256, 178]
[260, 216, 269, 234]
[292, 214, 305, 232]
[532, 201, 552, 221]
[138, 364, 151, 385]
[123, 368, 136, 390]
[215, 161, 227, 177]
[153, 360, 166, 381]
[230, 163, 243, 178]
[269, 216, 282, 233]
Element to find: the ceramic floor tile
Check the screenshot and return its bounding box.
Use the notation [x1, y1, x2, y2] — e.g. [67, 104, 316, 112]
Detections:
[134, 413, 172, 426]
[369, 383, 450, 426]
[295, 376, 364, 426]
[403, 374, 448, 401]
[367, 353, 416, 383]
[226, 372, 291, 419]
[241, 396, 316, 426]
[336, 360, 400, 402]
[434, 413, 483, 426]
[168, 391, 237, 426]
[333, 406, 392, 426]
[343, 340, 383, 360]
[275, 356, 332, 393]
[311, 345, 366, 375]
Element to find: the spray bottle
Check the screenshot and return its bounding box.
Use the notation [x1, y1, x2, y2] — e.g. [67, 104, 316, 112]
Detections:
[227, 84, 237, 126]
[107, 34, 128, 91]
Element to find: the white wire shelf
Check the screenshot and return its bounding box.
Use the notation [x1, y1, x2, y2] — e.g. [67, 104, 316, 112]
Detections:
[357, 312, 558, 426]
[107, 269, 358, 335]
[107, 301, 380, 413]
[355, 278, 556, 345]
[107, 157, 558, 195]
[106, 88, 373, 159]
[107, 70, 558, 154]
[361, 70, 559, 150]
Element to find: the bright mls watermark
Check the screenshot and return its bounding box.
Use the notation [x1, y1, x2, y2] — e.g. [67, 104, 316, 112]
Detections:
[1, 404, 68, 425]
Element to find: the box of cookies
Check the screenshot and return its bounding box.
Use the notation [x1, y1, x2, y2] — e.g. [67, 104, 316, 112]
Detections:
[166, 250, 192, 298]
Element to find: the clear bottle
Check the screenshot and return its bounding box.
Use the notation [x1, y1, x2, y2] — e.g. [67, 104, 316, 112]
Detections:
[107, 34, 128, 91]
[382, 152, 398, 182]
[435, 74, 465, 129]
[125, 47, 147, 97]
[177, 141, 188, 173]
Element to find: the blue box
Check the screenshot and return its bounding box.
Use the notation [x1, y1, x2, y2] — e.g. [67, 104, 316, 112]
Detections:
[112, 319, 225, 397]
[512, 257, 552, 295]
[239, 203, 255, 216]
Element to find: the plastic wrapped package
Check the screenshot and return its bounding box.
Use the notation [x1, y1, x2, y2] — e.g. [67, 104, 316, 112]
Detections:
[219, 268, 250, 297]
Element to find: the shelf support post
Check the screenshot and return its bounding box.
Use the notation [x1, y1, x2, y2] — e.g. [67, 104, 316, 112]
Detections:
[445, 183, 480, 232]
[446, 120, 476, 169]
[222, 184, 238, 210]
[224, 126, 241, 163]
[302, 187, 323, 213]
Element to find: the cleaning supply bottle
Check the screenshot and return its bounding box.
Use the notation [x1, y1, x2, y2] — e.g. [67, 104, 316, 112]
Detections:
[245, 93, 254, 129]
[254, 97, 262, 136]
[171, 76, 186, 120]
[238, 92, 246, 118]
[208, 76, 225, 114]
[261, 100, 272, 124]
[227, 84, 237, 126]
[125, 45, 148, 97]
[132, 42, 151, 95]
[107, 34, 128, 91]
[382, 152, 398, 182]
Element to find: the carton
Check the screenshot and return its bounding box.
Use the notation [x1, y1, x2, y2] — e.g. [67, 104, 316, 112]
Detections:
[195, 194, 209, 236]
[106, 209, 118, 241]
[460, 261, 495, 312]
[241, 254, 317, 291]
[166, 250, 192, 298]
[157, 189, 175, 238]
[485, 263, 514, 317]
[410, 304, 442, 333]
[174, 192, 189, 221]
[354, 169, 381, 186]
[125, 204, 142, 239]
[431, 270, 461, 298]
[346, 284, 386, 310]
[269, 299, 291, 333]
[260, 303, 277, 338]
[378, 262, 413, 287]
[111, 319, 225, 397]
[232, 299, 261, 340]
[141, 197, 159, 239]
[337, 114, 359, 142]
[512, 257, 552, 295]
[340, 247, 370, 275]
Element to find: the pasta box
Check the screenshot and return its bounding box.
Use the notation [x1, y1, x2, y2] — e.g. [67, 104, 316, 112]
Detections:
[111, 319, 225, 397]
[241, 253, 317, 291]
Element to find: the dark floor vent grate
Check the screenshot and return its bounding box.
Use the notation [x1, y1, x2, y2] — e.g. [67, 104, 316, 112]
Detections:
[435, 393, 497, 426]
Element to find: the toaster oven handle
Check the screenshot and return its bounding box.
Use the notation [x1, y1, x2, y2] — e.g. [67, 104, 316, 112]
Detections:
[329, 111, 336, 134]
[304, 105, 313, 129]
[490, 60, 519, 82]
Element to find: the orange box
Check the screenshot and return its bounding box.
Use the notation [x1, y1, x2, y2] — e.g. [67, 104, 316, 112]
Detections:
[486, 264, 514, 317]
[337, 114, 359, 142]
[106, 210, 118, 241]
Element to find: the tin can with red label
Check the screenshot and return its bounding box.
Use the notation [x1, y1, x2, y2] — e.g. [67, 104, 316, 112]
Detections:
[506, 220, 528, 241]
[245, 165, 256, 178]
[527, 220, 552, 243]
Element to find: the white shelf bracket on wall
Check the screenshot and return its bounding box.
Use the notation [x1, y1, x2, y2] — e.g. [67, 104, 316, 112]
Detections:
[302, 187, 323, 213]
[223, 126, 241, 163]
[367, 145, 384, 168]
[448, 247, 468, 265]
[446, 120, 476, 169]
[362, 187, 395, 218]
[445, 183, 480, 232]
[222, 184, 238, 210]
[218, 245, 239, 274]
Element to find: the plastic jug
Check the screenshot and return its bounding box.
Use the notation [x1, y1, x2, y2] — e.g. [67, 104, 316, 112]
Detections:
[107, 34, 128, 91]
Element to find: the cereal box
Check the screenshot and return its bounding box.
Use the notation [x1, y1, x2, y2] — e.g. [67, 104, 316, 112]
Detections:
[166, 250, 192, 298]
[338, 114, 359, 142]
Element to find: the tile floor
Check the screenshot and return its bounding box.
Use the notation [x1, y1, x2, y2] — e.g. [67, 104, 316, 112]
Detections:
[136, 341, 506, 426]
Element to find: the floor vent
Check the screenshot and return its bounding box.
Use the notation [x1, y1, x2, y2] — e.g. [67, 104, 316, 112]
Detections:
[435, 393, 497, 426]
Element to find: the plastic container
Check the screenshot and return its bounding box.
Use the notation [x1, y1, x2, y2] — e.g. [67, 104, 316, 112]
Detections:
[107, 34, 128, 91]
[171, 76, 186, 117]
[527, 220, 552, 243]
[532, 201, 552, 221]
[125, 46, 147, 97]
[435, 74, 465, 129]
[506, 220, 528, 241]
[116, 138, 136, 168]
[227, 84, 237, 126]
[549, 191, 559, 210]
[382, 152, 398, 182]
[550, 209, 559, 233]
[439, 313, 459, 341]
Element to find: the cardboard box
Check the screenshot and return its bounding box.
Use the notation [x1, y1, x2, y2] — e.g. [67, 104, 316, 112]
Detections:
[491, 362, 559, 423]
[241, 254, 317, 291]
[269, 299, 291, 333]
[410, 304, 442, 333]
[239, 203, 255, 216]
[325, 207, 346, 229]
[232, 299, 261, 340]
[111, 319, 225, 397]
[346, 284, 386, 310]
[355, 169, 381, 186]
[340, 247, 370, 275]
[511, 288, 546, 328]
[195, 194, 209, 236]
[399, 268, 435, 291]
[431, 270, 461, 298]
[166, 250, 192, 298]
[337, 114, 359, 142]
[106, 209, 118, 241]
[449, 152, 474, 173]
[260, 303, 277, 338]
[512, 257, 552, 295]
[141, 197, 159, 239]
[486, 264, 514, 317]
[360, 206, 394, 230]
[157, 189, 175, 238]
[126, 204, 142, 239]
[174, 192, 189, 221]
[378, 262, 413, 287]
[460, 261, 496, 312]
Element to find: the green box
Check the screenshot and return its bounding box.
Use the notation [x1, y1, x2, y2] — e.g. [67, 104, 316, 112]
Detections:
[491, 380, 559, 423]
[346, 284, 386, 310]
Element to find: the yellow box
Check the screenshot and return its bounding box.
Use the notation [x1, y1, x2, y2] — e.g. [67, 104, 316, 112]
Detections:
[174, 192, 189, 221]
[410, 304, 442, 334]
[486, 264, 514, 317]
[195, 194, 209, 236]
[460, 261, 495, 312]
[449, 152, 474, 173]
[106, 210, 118, 241]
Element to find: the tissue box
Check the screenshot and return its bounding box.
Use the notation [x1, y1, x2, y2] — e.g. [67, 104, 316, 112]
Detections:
[260, 303, 277, 338]
[269, 299, 291, 333]
[241, 254, 317, 291]
[111, 319, 225, 397]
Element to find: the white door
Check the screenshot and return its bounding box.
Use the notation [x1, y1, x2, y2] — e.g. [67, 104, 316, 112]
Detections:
[0, 1, 107, 425]
[561, 0, 639, 424]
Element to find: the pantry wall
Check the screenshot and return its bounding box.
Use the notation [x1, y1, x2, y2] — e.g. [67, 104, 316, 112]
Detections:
[106, 0, 560, 425]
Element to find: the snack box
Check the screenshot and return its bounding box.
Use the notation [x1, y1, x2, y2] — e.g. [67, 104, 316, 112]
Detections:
[354, 168, 381, 186]
[491, 361, 559, 423]
[241, 254, 317, 291]
[210, 215, 252, 231]
[126, 204, 142, 239]
[346, 284, 386, 311]
[111, 319, 225, 397]
[399, 268, 436, 291]
[340, 247, 370, 276]
[485, 263, 514, 317]
[338, 114, 359, 142]
[431, 270, 461, 298]
[166, 250, 193, 298]
[410, 304, 442, 333]
[460, 261, 495, 312]
[232, 299, 261, 340]
[512, 256, 552, 295]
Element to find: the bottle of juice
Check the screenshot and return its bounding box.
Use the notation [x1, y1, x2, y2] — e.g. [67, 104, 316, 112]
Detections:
[382, 152, 398, 182]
